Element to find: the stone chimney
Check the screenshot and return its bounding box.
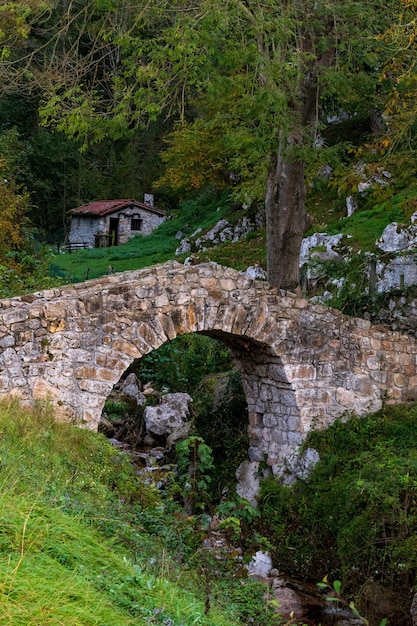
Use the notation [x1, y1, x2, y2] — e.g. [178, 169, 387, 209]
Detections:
[144, 193, 154, 207]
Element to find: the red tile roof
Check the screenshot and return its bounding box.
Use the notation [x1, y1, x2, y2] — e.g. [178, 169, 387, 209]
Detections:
[68, 199, 165, 217]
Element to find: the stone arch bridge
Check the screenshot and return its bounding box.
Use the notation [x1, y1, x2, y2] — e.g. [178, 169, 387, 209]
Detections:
[0, 260, 416, 469]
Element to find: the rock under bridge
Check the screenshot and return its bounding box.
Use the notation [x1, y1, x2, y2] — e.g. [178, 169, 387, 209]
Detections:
[0, 260, 416, 470]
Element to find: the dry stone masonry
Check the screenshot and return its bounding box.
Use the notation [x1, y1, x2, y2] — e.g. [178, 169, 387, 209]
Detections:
[0, 260, 416, 471]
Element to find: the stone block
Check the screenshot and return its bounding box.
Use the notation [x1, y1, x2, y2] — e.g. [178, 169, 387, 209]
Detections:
[79, 380, 112, 394]
[287, 430, 303, 446]
[336, 387, 356, 408]
[393, 373, 408, 387]
[33, 378, 61, 400]
[248, 446, 265, 462]
[285, 364, 316, 380]
[248, 412, 264, 427]
[112, 338, 141, 358]
[2, 309, 29, 325]
[263, 414, 279, 428]
[369, 370, 388, 384]
[352, 374, 376, 395]
[42, 301, 67, 321]
[9, 377, 27, 387]
[0, 335, 15, 348]
[366, 356, 380, 370]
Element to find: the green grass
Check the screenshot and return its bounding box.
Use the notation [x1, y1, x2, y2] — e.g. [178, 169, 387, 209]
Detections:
[198, 229, 266, 271]
[0, 492, 236, 625]
[326, 205, 408, 251]
[308, 198, 409, 252]
[0, 400, 241, 625]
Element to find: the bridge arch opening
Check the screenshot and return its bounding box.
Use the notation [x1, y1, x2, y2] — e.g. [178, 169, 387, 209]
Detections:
[100, 333, 249, 496]
[98, 328, 302, 495]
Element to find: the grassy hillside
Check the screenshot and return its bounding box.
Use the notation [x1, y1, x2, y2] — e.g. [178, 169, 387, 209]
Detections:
[0, 400, 274, 626]
[259, 402, 417, 624]
[3, 395, 417, 625]
[51, 173, 417, 287]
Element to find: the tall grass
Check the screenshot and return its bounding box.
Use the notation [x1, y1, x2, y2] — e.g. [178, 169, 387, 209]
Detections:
[0, 400, 237, 625]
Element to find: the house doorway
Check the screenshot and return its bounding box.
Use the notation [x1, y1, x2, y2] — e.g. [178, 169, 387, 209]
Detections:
[109, 218, 119, 246]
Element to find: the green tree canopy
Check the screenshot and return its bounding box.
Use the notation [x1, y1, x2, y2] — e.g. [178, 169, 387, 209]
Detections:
[0, 0, 403, 288]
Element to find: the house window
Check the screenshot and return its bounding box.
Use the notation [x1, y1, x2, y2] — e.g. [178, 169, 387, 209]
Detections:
[131, 216, 142, 231]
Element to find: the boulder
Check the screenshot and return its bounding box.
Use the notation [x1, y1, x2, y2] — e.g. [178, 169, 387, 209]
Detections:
[175, 216, 258, 255]
[346, 196, 357, 217]
[270, 578, 307, 621]
[300, 232, 344, 267]
[176, 238, 192, 255]
[116, 373, 146, 406]
[205, 219, 230, 242]
[243, 265, 267, 280]
[377, 222, 417, 253]
[144, 392, 193, 437]
[273, 447, 320, 485]
[246, 550, 273, 579]
[235, 460, 260, 506]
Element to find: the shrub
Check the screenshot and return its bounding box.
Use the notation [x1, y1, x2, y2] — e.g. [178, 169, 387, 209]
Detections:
[258, 404, 417, 620]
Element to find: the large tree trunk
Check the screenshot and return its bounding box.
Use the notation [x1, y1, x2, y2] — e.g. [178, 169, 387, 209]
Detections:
[265, 132, 312, 291]
[264, 8, 335, 292]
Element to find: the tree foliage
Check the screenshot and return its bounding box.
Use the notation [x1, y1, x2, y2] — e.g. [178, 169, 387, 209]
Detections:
[0, 0, 408, 288]
[378, 0, 417, 151]
[0, 157, 29, 263]
[0, 152, 63, 297]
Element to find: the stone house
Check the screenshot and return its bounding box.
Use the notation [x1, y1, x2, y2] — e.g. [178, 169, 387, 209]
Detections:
[67, 198, 166, 248]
